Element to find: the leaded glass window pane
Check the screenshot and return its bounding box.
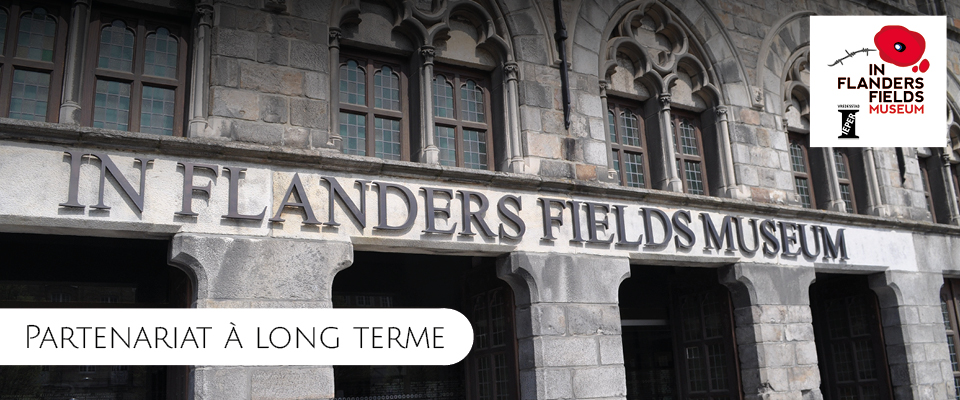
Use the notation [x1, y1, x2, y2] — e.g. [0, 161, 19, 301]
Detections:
[678, 119, 699, 156]
[98, 20, 134, 72]
[463, 129, 488, 170]
[707, 343, 728, 391]
[623, 152, 644, 188]
[685, 161, 705, 195]
[340, 112, 365, 156]
[681, 297, 701, 341]
[685, 346, 707, 392]
[790, 142, 807, 173]
[374, 117, 401, 160]
[0, 9, 8, 53]
[853, 340, 877, 380]
[473, 296, 488, 349]
[494, 353, 509, 400]
[619, 111, 640, 147]
[608, 110, 616, 143]
[339, 60, 365, 106]
[490, 291, 505, 347]
[461, 80, 484, 123]
[93, 80, 130, 130]
[9, 69, 49, 121]
[840, 184, 854, 213]
[795, 177, 812, 208]
[374, 66, 400, 111]
[16, 8, 55, 61]
[435, 126, 456, 167]
[140, 86, 175, 136]
[835, 150, 849, 179]
[433, 75, 454, 119]
[143, 28, 178, 78]
[477, 357, 492, 400]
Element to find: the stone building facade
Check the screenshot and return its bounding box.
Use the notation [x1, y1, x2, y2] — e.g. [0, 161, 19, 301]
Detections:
[2, 0, 960, 399]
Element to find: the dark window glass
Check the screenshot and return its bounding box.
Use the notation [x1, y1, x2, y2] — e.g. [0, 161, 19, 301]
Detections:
[672, 112, 707, 195]
[0, 2, 67, 122]
[339, 55, 407, 160]
[608, 99, 649, 188]
[789, 133, 815, 208]
[432, 68, 493, 170]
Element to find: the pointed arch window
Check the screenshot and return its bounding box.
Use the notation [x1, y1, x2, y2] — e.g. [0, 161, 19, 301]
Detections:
[672, 112, 707, 195]
[433, 67, 493, 170]
[82, 12, 188, 136]
[0, 3, 67, 122]
[608, 99, 649, 188]
[338, 55, 408, 160]
[789, 133, 815, 208]
[834, 148, 858, 213]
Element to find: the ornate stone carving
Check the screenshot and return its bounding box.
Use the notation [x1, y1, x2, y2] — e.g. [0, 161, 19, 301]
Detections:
[329, 29, 342, 47]
[196, 2, 214, 28]
[599, 81, 608, 97]
[716, 106, 728, 119]
[420, 46, 435, 64]
[658, 93, 671, 108]
[504, 62, 519, 80]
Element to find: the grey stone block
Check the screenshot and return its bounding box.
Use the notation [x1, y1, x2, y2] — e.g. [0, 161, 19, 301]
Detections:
[211, 88, 258, 121]
[303, 72, 327, 100]
[598, 335, 624, 365]
[232, 119, 284, 146]
[250, 367, 334, 399]
[239, 61, 304, 96]
[497, 252, 631, 304]
[211, 56, 240, 87]
[283, 127, 310, 148]
[572, 366, 626, 398]
[290, 98, 328, 129]
[194, 367, 251, 400]
[257, 34, 290, 66]
[539, 159, 574, 179]
[515, 35, 549, 64]
[540, 336, 597, 367]
[215, 28, 258, 61]
[290, 40, 325, 72]
[520, 81, 551, 109]
[566, 304, 621, 335]
[531, 303, 566, 336]
[260, 94, 288, 124]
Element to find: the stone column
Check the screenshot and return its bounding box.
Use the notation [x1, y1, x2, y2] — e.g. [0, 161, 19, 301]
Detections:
[720, 264, 822, 400]
[169, 234, 354, 400]
[187, 0, 213, 137]
[420, 46, 439, 165]
[715, 106, 744, 198]
[658, 93, 683, 192]
[939, 151, 960, 225]
[869, 271, 954, 399]
[863, 147, 888, 217]
[327, 29, 342, 148]
[504, 61, 524, 173]
[600, 81, 617, 182]
[497, 252, 630, 400]
[58, 0, 90, 124]
[822, 148, 847, 212]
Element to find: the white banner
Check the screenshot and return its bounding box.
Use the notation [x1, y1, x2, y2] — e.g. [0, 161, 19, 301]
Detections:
[0, 308, 473, 366]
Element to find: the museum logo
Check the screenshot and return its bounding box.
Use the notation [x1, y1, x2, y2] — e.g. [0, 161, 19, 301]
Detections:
[810, 16, 945, 147]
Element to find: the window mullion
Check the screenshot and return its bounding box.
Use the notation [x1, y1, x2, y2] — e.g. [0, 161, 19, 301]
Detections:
[366, 58, 376, 158]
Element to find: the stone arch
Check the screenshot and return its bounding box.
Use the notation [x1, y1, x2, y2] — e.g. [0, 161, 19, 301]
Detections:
[756, 11, 814, 113]
[782, 46, 810, 131]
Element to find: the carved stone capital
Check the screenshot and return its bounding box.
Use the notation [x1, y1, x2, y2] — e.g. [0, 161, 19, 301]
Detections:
[504, 62, 519, 80]
[658, 93, 671, 109]
[329, 29, 342, 48]
[599, 80, 608, 97]
[196, 2, 214, 28]
[715, 105, 728, 119]
[420, 46, 435, 64]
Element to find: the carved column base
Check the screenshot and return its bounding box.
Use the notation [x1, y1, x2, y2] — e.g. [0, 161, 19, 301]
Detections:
[721, 184, 752, 200]
[423, 145, 440, 165]
[507, 158, 525, 174]
[188, 118, 208, 137]
[665, 178, 684, 193]
[825, 199, 847, 212]
[59, 102, 81, 125]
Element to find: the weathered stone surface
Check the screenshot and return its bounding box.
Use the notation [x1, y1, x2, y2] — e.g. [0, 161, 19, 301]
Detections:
[290, 98, 327, 129]
[212, 88, 258, 121]
[215, 28, 258, 61]
[259, 94, 288, 124]
[251, 367, 334, 399]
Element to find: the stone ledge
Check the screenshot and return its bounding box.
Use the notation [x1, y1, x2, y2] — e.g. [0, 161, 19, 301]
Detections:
[2, 119, 960, 236]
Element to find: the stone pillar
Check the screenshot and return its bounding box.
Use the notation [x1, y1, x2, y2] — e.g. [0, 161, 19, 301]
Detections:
[58, 0, 90, 124]
[600, 81, 617, 182]
[327, 29, 342, 149]
[869, 271, 954, 399]
[187, 0, 213, 137]
[658, 93, 683, 192]
[720, 264, 822, 400]
[169, 234, 354, 400]
[822, 148, 847, 212]
[504, 61, 524, 173]
[939, 151, 960, 225]
[497, 252, 630, 400]
[715, 106, 747, 199]
[863, 147, 888, 217]
[420, 46, 439, 165]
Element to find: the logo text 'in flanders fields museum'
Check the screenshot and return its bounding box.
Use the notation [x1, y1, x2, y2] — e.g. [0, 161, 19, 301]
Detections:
[810, 16, 945, 147]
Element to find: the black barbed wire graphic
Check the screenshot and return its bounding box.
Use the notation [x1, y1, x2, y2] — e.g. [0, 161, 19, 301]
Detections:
[828, 48, 877, 67]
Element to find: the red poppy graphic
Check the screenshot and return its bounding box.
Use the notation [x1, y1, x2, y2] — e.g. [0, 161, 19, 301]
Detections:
[874, 25, 926, 67]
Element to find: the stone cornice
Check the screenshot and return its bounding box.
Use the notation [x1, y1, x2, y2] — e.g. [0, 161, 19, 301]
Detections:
[1, 119, 958, 236]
